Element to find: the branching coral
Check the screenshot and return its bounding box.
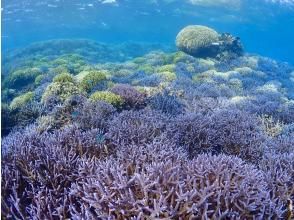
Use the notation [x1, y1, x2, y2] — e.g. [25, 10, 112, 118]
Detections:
[89, 91, 124, 107]
[72, 100, 116, 130]
[169, 108, 266, 162]
[267, 131, 294, 154]
[38, 95, 89, 131]
[79, 70, 107, 92]
[156, 70, 177, 82]
[110, 84, 146, 110]
[3, 67, 42, 90]
[106, 109, 169, 145]
[149, 90, 184, 115]
[1, 124, 115, 219]
[9, 91, 34, 110]
[1, 103, 15, 136]
[2, 38, 294, 220]
[53, 72, 75, 83]
[132, 74, 161, 87]
[2, 97, 45, 135]
[260, 115, 284, 137]
[12, 101, 46, 128]
[69, 152, 283, 219]
[41, 73, 81, 105]
[1, 110, 290, 219]
[259, 152, 294, 214]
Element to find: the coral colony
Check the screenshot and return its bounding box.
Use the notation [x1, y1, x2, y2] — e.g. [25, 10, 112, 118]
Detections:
[1, 26, 294, 219]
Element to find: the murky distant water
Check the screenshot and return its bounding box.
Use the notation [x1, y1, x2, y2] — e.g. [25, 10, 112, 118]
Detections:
[2, 0, 294, 64]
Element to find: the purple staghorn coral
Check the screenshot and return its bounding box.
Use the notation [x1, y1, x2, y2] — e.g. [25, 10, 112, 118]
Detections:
[1, 124, 115, 219]
[72, 99, 116, 130]
[149, 90, 185, 115]
[69, 151, 284, 219]
[106, 109, 170, 145]
[1, 122, 290, 219]
[110, 84, 146, 110]
[259, 152, 294, 216]
[268, 132, 294, 154]
[169, 108, 266, 162]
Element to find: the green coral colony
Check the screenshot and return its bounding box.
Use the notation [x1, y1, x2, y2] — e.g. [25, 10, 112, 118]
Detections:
[1, 26, 294, 219]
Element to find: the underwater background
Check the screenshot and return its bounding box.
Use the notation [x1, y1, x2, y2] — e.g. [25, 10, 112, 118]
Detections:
[2, 0, 294, 64]
[1, 0, 294, 219]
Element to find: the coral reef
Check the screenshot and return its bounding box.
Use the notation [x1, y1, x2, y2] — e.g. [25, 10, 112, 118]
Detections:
[1, 39, 294, 219]
[1, 126, 285, 218]
[71, 152, 282, 219]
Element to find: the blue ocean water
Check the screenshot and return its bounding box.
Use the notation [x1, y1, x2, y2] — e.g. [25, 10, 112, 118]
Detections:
[2, 0, 294, 64]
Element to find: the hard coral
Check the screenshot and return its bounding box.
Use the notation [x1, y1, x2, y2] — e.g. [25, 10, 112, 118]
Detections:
[79, 70, 107, 92]
[110, 84, 146, 109]
[89, 91, 124, 107]
[53, 72, 75, 83]
[169, 108, 266, 162]
[136, 64, 155, 74]
[41, 79, 81, 104]
[9, 91, 34, 110]
[149, 90, 184, 115]
[4, 67, 42, 90]
[176, 25, 219, 58]
[70, 153, 283, 219]
[1, 103, 14, 136]
[11, 101, 45, 129]
[1, 124, 114, 219]
[2, 38, 294, 220]
[73, 100, 116, 130]
[259, 152, 294, 212]
[157, 71, 177, 82]
[106, 109, 169, 145]
[176, 25, 243, 60]
[132, 74, 161, 87]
